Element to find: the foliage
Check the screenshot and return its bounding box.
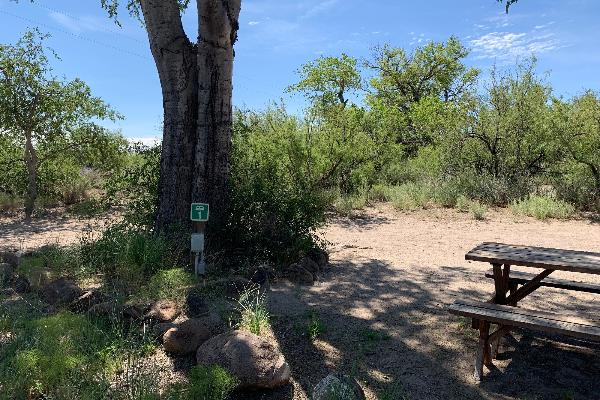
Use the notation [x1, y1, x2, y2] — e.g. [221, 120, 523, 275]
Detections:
[307, 311, 324, 341]
[0, 310, 157, 400]
[510, 195, 575, 220]
[234, 286, 270, 336]
[167, 365, 238, 400]
[105, 143, 161, 227]
[0, 30, 126, 217]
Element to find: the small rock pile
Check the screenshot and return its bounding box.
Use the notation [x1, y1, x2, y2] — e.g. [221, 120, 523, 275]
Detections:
[284, 248, 329, 285]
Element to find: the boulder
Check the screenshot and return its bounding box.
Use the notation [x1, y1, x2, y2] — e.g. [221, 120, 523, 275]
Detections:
[40, 278, 84, 305]
[0, 263, 14, 286]
[153, 322, 177, 338]
[28, 268, 54, 290]
[145, 299, 180, 322]
[12, 276, 31, 294]
[163, 314, 224, 355]
[250, 265, 273, 286]
[0, 251, 21, 268]
[306, 248, 329, 269]
[297, 256, 320, 275]
[186, 292, 209, 317]
[284, 263, 314, 285]
[196, 330, 291, 389]
[88, 301, 121, 318]
[225, 276, 256, 298]
[312, 374, 365, 400]
[123, 304, 145, 321]
[69, 290, 107, 313]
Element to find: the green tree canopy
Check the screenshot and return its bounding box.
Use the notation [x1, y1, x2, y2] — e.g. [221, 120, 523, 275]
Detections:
[0, 30, 123, 218]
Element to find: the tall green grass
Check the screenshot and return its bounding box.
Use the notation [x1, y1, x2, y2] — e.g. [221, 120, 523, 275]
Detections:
[510, 195, 575, 220]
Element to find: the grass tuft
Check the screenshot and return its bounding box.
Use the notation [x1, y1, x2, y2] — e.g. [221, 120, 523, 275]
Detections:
[510, 195, 575, 220]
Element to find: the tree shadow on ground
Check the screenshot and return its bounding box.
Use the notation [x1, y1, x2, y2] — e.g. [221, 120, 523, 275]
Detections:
[258, 257, 600, 400]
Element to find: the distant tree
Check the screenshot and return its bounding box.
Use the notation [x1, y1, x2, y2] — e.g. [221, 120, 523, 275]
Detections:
[0, 31, 121, 219]
[553, 91, 600, 195]
[287, 54, 362, 109]
[367, 36, 479, 153]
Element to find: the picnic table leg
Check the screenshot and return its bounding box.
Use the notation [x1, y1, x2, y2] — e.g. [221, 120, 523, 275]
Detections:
[474, 320, 492, 381]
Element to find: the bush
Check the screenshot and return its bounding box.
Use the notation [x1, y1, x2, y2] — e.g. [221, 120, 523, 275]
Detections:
[511, 195, 575, 220]
[375, 183, 433, 210]
[168, 365, 238, 400]
[469, 201, 488, 220]
[0, 192, 20, 212]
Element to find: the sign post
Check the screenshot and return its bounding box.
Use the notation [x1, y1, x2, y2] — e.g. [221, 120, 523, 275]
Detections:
[190, 203, 209, 276]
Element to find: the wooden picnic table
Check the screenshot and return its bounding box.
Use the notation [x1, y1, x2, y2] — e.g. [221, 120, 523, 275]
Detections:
[450, 242, 600, 381]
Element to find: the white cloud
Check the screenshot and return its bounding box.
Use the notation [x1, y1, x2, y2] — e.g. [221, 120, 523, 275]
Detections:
[248, 21, 260, 26]
[470, 31, 562, 60]
[48, 11, 106, 34]
[301, 0, 339, 19]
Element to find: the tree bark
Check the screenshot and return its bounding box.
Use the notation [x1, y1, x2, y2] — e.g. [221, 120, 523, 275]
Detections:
[24, 131, 38, 220]
[140, 0, 199, 233]
[194, 0, 241, 240]
[140, 0, 241, 238]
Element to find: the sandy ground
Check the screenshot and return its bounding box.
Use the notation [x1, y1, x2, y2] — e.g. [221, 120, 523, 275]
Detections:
[266, 205, 600, 400]
[0, 211, 117, 251]
[2, 205, 599, 399]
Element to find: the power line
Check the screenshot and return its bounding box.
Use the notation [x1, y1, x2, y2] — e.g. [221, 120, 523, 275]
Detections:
[0, 8, 151, 60]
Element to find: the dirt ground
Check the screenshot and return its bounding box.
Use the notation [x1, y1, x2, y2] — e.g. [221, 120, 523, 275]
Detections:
[2, 205, 599, 399]
[266, 205, 600, 400]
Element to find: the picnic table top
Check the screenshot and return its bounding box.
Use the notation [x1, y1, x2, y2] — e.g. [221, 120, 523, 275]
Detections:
[465, 242, 600, 275]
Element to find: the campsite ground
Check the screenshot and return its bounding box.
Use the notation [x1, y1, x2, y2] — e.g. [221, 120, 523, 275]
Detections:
[2, 205, 599, 399]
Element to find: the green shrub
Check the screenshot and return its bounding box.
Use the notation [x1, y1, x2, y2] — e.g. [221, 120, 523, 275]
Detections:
[2, 312, 110, 399]
[511, 195, 575, 220]
[234, 286, 270, 336]
[333, 191, 368, 215]
[307, 311, 324, 341]
[168, 365, 238, 400]
[0, 192, 20, 212]
[469, 201, 488, 220]
[137, 268, 197, 303]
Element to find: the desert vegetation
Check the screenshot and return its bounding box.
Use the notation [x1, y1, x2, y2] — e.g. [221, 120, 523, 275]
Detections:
[1, 0, 599, 399]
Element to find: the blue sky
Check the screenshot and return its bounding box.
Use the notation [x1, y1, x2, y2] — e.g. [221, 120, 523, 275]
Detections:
[1, 0, 599, 142]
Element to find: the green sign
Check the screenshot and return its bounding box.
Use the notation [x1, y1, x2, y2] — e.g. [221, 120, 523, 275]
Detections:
[190, 203, 209, 221]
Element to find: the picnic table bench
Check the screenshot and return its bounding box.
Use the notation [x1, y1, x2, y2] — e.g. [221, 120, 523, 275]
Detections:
[449, 242, 600, 381]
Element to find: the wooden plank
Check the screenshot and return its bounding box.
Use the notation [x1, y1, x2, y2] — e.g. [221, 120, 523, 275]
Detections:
[505, 269, 553, 305]
[492, 263, 506, 304]
[449, 300, 600, 341]
[484, 269, 600, 294]
[466, 242, 600, 275]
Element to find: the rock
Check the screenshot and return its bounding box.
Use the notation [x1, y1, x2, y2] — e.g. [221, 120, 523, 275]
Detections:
[153, 322, 177, 338]
[123, 304, 145, 321]
[40, 278, 84, 305]
[145, 299, 180, 322]
[0, 263, 14, 286]
[163, 314, 224, 355]
[307, 248, 329, 269]
[225, 276, 256, 298]
[69, 290, 107, 312]
[88, 301, 121, 318]
[284, 263, 314, 285]
[186, 292, 209, 317]
[298, 256, 320, 275]
[250, 265, 273, 286]
[12, 276, 31, 294]
[0, 251, 21, 268]
[28, 268, 54, 290]
[312, 374, 365, 400]
[196, 330, 291, 389]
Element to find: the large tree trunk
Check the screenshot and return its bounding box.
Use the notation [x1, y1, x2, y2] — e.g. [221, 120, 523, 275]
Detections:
[140, 0, 240, 238]
[141, 0, 199, 233]
[194, 0, 240, 240]
[24, 131, 38, 220]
